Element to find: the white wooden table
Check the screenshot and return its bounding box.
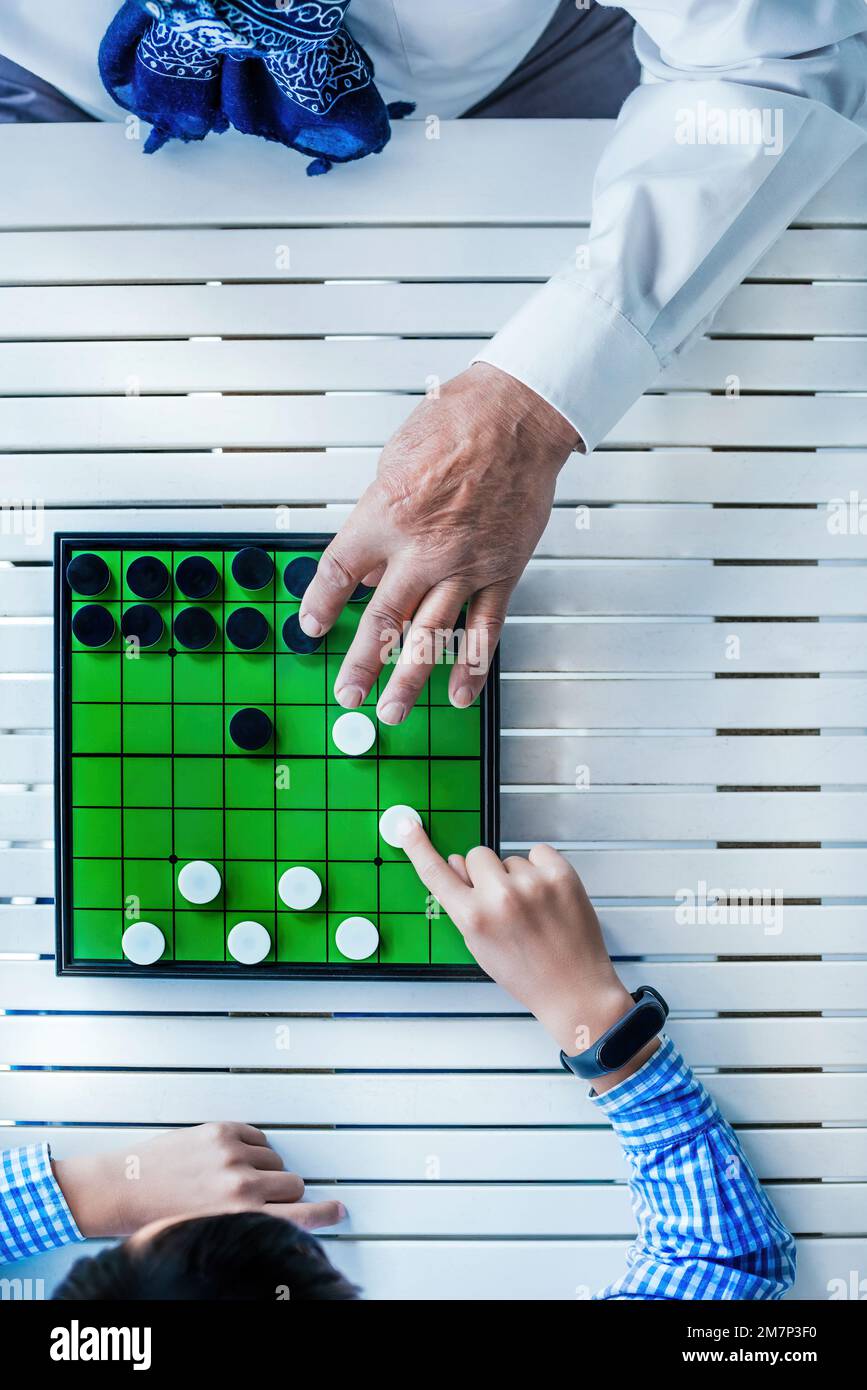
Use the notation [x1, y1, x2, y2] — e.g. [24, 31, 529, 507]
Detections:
[1, 120, 866, 1300]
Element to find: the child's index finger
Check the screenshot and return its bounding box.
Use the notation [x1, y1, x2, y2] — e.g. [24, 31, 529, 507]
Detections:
[398, 818, 472, 918]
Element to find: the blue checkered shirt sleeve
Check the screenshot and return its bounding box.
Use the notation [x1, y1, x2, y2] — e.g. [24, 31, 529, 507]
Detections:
[591, 1037, 797, 1300]
[1, 1144, 83, 1264]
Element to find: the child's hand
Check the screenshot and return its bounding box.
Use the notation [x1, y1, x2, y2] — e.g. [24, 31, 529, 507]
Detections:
[400, 822, 654, 1086]
[53, 1123, 346, 1237]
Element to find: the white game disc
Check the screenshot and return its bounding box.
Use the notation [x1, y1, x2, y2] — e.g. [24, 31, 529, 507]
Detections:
[227, 920, 271, 965]
[331, 711, 376, 756]
[379, 804, 422, 848]
[335, 916, 379, 961]
[278, 865, 323, 911]
[122, 920, 165, 966]
[177, 859, 222, 905]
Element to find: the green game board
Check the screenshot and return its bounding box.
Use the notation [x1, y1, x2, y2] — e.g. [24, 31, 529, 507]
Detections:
[54, 534, 499, 977]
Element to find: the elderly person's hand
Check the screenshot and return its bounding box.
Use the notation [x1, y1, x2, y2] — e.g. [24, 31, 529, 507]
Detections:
[299, 362, 578, 722]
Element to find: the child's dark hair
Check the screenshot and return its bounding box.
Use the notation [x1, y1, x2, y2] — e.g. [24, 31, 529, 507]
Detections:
[52, 1211, 360, 1301]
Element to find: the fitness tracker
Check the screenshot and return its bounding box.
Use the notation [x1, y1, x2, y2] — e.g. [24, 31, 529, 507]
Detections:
[559, 986, 669, 1080]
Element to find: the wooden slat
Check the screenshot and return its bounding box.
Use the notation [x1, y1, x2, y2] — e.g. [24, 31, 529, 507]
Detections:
[6, 505, 867, 562]
[220, 1233, 867, 1300]
[8, 672, 867, 739]
[512, 564, 867, 617]
[208, 1181, 867, 1236]
[657, 338, 867, 390]
[1, 958, 863, 1013]
[11, 618, 867, 675]
[0, 792, 51, 839]
[338, 1181, 861, 1237]
[0, 678, 52, 728]
[0, 226, 579, 285]
[4, 846, 867, 900]
[516, 616, 867, 673]
[0, 1177, 852, 1237]
[2, 283, 866, 342]
[13, 613, 867, 675]
[503, 623, 867, 673]
[555, 452, 867, 505]
[502, 677, 867, 730]
[4, 450, 867, 505]
[10, 1124, 866, 1182]
[3, 1069, 864, 1125]
[7, 730, 867, 790]
[754, 228, 867, 280]
[15, 786, 867, 847]
[0, 508, 340, 563]
[0, 571, 50, 618]
[2, 227, 863, 285]
[9, 1235, 861, 1301]
[1, 392, 864, 451]
[0, 281, 530, 338]
[555, 850, 867, 897]
[3, 1016, 865, 1069]
[0, 735, 52, 782]
[0, 625, 52, 674]
[521, 506, 867, 562]
[3, 903, 862, 961]
[503, 734, 867, 784]
[0, 905, 53, 953]
[1, 122, 862, 228]
[2, 337, 864, 396]
[3, 1178, 844, 1239]
[504, 791, 867, 842]
[0, 957, 510, 1014]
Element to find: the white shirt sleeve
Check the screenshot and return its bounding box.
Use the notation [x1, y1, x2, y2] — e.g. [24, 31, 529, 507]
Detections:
[474, 0, 867, 453]
[0, 0, 122, 121]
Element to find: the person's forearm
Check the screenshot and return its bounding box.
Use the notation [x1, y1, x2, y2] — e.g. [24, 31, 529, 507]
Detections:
[535, 972, 659, 1095]
[592, 1040, 797, 1300]
[476, 1, 867, 452]
[52, 1151, 131, 1237]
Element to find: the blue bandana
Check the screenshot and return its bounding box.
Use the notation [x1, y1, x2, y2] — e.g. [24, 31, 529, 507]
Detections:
[99, 0, 413, 174]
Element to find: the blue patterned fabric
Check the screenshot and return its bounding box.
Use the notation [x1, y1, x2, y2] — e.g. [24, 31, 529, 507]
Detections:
[99, 0, 410, 174]
[591, 1038, 797, 1300]
[0, 1143, 82, 1264]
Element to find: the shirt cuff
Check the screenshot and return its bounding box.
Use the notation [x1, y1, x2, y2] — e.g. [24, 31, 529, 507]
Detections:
[471, 277, 662, 453]
[0, 1143, 83, 1263]
[588, 1036, 720, 1152]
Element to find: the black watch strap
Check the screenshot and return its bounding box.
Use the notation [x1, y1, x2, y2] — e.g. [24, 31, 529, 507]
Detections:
[559, 986, 668, 1080]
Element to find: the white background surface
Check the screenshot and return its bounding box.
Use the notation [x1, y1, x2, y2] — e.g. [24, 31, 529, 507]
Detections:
[0, 120, 865, 1299]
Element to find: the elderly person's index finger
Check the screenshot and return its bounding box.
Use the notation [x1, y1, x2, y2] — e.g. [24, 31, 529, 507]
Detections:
[297, 520, 381, 639]
[398, 819, 473, 920]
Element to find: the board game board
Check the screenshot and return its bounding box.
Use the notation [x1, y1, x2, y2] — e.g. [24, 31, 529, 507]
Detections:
[54, 534, 499, 978]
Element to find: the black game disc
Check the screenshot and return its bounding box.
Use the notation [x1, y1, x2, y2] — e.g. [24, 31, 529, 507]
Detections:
[72, 604, 115, 648]
[229, 707, 273, 751]
[226, 606, 269, 651]
[121, 604, 164, 649]
[282, 611, 323, 654]
[175, 555, 219, 600]
[232, 547, 274, 592]
[283, 556, 318, 599]
[350, 582, 373, 602]
[126, 555, 169, 600]
[174, 606, 217, 651]
[66, 553, 110, 597]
